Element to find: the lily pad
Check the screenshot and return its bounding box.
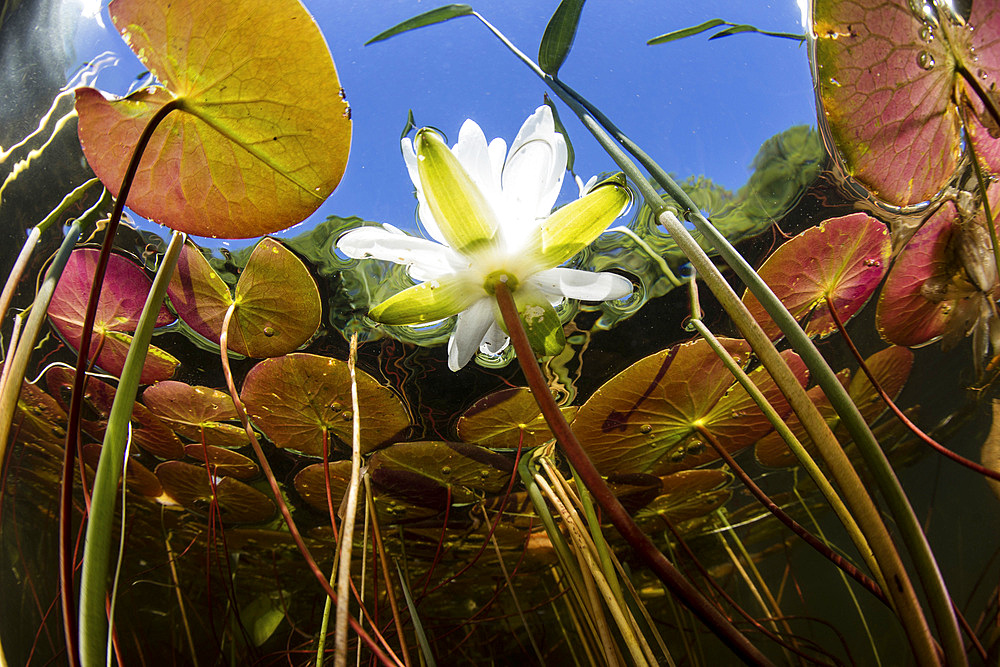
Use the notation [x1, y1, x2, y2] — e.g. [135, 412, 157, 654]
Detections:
[13, 381, 67, 447]
[367, 441, 514, 509]
[742, 213, 890, 340]
[142, 380, 248, 447]
[813, 0, 1000, 206]
[455, 386, 577, 448]
[74, 0, 351, 238]
[46, 366, 185, 459]
[184, 444, 258, 480]
[167, 239, 321, 358]
[48, 248, 177, 383]
[572, 339, 805, 475]
[842, 346, 914, 433]
[240, 353, 410, 456]
[294, 461, 439, 524]
[155, 460, 275, 524]
[635, 469, 733, 528]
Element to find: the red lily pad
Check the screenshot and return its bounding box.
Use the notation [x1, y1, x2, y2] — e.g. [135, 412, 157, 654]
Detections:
[46, 366, 185, 459]
[743, 213, 890, 340]
[240, 353, 410, 457]
[184, 444, 258, 480]
[142, 380, 248, 447]
[74, 0, 351, 238]
[367, 441, 514, 509]
[842, 346, 914, 433]
[455, 386, 577, 448]
[48, 248, 177, 383]
[81, 443, 163, 498]
[876, 203, 956, 346]
[155, 460, 275, 524]
[166, 239, 321, 358]
[813, 0, 1000, 206]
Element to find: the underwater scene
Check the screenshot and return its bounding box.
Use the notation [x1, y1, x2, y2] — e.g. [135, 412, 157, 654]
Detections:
[2, 0, 1000, 664]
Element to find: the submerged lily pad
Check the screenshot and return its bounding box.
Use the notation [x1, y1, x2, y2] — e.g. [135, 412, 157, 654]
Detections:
[81, 443, 163, 498]
[184, 444, 258, 480]
[367, 441, 514, 509]
[167, 239, 321, 358]
[155, 460, 274, 524]
[48, 248, 177, 383]
[142, 380, 248, 447]
[241, 353, 410, 457]
[634, 469, 733, 528]
[813, 0, 1000, 206]
[13, 381, 67, 447]
[75, 0, 351, 238]
[294, 461, 439, 524]
[455, 386, 577, 448]
[46, 367, 185, 459]
[743, 213, 890, 340]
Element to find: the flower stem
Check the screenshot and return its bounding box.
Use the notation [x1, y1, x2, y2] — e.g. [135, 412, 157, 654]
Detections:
[492, 280, 775, 666]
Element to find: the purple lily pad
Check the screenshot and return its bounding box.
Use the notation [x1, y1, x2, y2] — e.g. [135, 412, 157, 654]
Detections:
[813, 0, 1000, 206]
[48, 248, 177, 383]
[743, 213, 890, 341]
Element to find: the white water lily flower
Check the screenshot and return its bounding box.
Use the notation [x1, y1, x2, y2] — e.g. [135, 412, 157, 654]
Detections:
[337, 105, 633, 371]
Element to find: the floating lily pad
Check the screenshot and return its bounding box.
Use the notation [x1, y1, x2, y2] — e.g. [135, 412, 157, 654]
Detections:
[241, 353, 410, 457]
[184, 444, 258, 480]
[81, 443, 163, 498]
[742, 213, 890, 340]
[46, 366, 185, 459]
[455, 386, 577, 448]
[155, 460, 274, 524]
[48, 248, 177, 383]
[753, 382, 841, 468]
[74, 0, 351, 238]
[367, 441, 514, 509]
[167, 239, 321, 358]
[13, 381, 67, 447]
[572, 339, 805, 475]
[876, 203, 956, 346]
[143, 380, 248, 447]
[842, 346, 914, 434]
[813, 0, 1000, 206]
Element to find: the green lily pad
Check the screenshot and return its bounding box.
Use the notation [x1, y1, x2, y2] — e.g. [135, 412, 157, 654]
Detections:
[155, 460, 275, 524]
[142, 380, 248, 447]
[13, 380, 67, 447]
[294, 461, 438, 524]
[167, 238, 321, 358]
[634, 469, 733, 528]
[455, 386, 577, 448]
[48, 248, 178, 383]
[742, 213, 890, 341]
[240, 353, 410, 457]
[74, 0, 351, 238]
[81, 443, 163, 498]
[367, 441, 514, 509]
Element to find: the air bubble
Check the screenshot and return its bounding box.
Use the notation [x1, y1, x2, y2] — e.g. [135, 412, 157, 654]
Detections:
[918, 25, 934, 42]
[917, 51, 936, 70]
[331, 402, 342, 412]
[263, 325, 276, 337]
[640, 424, 653, 434]
[441, 466, 452, 475]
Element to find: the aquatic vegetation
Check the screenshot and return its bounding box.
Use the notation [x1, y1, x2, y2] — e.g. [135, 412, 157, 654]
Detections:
[5, 0, 1000, 665]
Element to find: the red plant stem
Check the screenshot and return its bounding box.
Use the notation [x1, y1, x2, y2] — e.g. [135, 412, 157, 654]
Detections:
[59, 98, 182, 667]
[695, 427, 887, 603]
[218, 306, 401, 667]
[825, 295, 1000, 483]
[492, 281, 775, 666]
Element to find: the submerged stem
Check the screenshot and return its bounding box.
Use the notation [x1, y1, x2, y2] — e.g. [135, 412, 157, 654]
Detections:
[492, 280, 775, 666]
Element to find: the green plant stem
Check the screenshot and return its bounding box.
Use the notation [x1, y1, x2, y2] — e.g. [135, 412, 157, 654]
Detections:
[493, 280, 775, 666]
[78, 230, 184, 667]
[570, 464, 625, 607]
[364, 477, 412, 667]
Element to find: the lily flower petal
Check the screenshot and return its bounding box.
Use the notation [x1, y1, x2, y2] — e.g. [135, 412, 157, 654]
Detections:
[501, 106, 567, 244]
[337, 225, 465, 281]
[449, 298, 495, 371]
[530, 267, 634, 302]
[369, 276, 480, 325]
[527, 174, 631, 269]
[415, 128, 499, 256]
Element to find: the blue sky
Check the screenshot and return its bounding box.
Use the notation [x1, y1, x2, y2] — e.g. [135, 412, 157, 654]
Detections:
[69, 0, 816, 245]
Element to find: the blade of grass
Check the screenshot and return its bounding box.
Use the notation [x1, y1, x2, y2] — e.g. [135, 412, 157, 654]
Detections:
[394, 562, 435, 667]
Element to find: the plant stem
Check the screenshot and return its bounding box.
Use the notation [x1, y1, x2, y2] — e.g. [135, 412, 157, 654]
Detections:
[493, 280, 775, 666]
[78, 230, 184, 667]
